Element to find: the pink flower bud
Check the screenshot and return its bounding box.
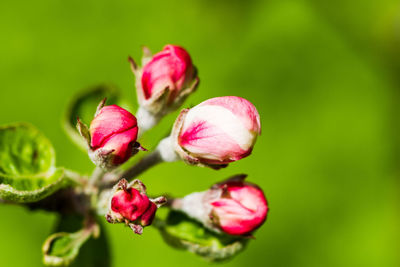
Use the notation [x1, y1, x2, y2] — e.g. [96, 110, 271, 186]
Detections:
[89, 105, 139, 167]
[141, 45, 195, 102]
[172, 96, 261, 168]
[131, 45, 199, 122]
[209, 178, 268, 236]
[111, 188, 150, 222]
[172, 175, 268, 236]
[106, 179, 166, 234]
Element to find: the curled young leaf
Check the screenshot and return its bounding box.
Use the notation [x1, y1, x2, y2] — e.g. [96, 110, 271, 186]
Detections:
[63, 84, 120, 151]
[43, 215, 110, 267]
[42, 221, 99, 266]
[0, 123, 71, 203]
[157, 210, 249, 262]
[43, 231, 87, 266]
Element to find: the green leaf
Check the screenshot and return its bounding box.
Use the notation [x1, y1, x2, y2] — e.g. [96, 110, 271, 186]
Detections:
[63, 84, 120, 151]
[43, 215, 110, 267]
[157, 210, 249, 262]
[69, 225, 110, 267]
[0, 123, 70, 202]
[43, 231, 86, 266]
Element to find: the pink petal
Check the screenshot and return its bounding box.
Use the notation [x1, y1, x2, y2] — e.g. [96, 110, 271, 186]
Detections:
[199, 96, 261, 133]
[140, 202, 157, 226]
[90, 105, 137, 149]
[101, 127, 138, 164]
[141, 45, 193, 101]
[210, 183, 268, 235]
[178, 120, 247, 164]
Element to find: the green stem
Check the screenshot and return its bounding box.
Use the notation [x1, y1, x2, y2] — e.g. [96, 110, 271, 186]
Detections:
[100, 136, 179, 188]
[120, 150, 163, 180]
[100, 150, 163, 188]
[89, 167, 105, 188]
[64, 169, 88, 187]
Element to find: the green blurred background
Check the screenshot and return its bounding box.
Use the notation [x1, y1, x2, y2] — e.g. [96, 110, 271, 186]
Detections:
[0, 0, 399, 266]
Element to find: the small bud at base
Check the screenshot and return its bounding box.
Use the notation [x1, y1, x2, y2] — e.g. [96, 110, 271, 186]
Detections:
[111, 188, 150, 222]
[106, 179, 165, 234]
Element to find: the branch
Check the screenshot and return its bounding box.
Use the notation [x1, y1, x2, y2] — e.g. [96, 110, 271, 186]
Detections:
[26, 188, 90, 216]
[101, 150, 162, 188]
[100, 136, 179, 188]
[64, 169, 88, 187]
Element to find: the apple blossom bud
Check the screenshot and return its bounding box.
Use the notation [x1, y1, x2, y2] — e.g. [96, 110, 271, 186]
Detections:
[106, 179, 166, 234]
[88, 104, 143, 169]
[130, 45, 199, 133]
[171, 96, 261, 168]
[172, 175, 268, 236]
[141, 45, 195, 102]
[210, 178, 268, 236]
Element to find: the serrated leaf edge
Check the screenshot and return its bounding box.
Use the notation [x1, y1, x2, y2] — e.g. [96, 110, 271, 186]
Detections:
[0, 168, 70, 203]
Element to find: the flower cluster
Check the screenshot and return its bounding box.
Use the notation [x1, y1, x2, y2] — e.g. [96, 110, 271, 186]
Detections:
[78, 44, 268, 238]
[0, 43, 271, 266]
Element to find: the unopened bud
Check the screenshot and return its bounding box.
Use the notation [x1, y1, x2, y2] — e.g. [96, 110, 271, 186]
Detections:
[85, 102, 143, 169]
[171, 96, 261, 169]
[106, 179, 166, 234]
[130, 45, 199, 132]
[172, 175, 268, 236]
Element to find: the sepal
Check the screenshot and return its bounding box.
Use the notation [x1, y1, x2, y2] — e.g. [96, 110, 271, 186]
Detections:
[76, 118, 91, 148]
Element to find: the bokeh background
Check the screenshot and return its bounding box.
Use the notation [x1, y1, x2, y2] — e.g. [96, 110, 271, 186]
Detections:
[0, 0, 399, 266]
